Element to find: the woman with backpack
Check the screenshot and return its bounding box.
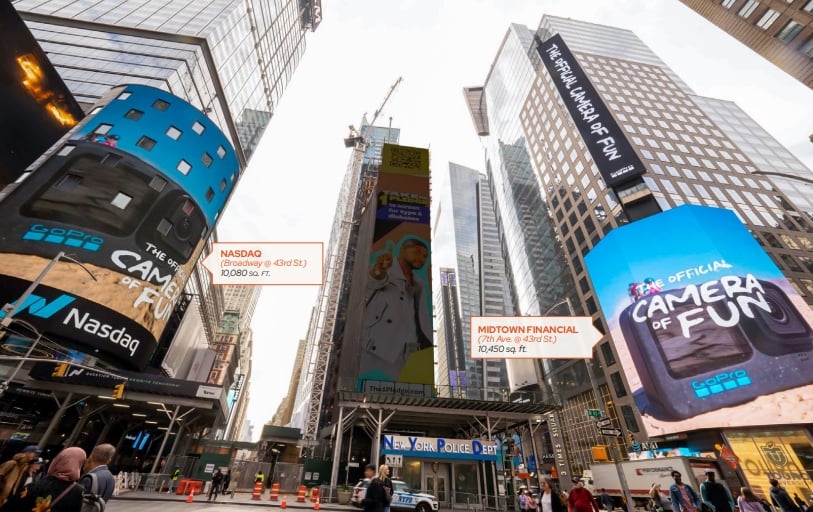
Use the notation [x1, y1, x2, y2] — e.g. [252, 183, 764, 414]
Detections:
[0, 447, 86, 512]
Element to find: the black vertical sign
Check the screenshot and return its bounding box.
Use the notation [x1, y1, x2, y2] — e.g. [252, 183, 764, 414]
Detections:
[536, 34, 646, 187]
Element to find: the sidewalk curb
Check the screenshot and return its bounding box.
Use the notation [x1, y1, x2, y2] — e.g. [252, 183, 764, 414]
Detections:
[115, 495, 349, 510]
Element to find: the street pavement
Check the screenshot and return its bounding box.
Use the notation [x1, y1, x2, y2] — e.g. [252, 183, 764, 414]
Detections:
[108, 491, 357, 511]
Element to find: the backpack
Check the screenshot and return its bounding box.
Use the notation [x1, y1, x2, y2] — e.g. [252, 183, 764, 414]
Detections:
[81, 473, 106, 512]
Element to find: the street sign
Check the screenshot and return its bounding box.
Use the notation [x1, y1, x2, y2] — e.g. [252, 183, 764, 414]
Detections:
[599, 428, 623, 437]
[596, 418, 613, 428]
[587, 409, 602, 419]
[385, 454, 403, 468]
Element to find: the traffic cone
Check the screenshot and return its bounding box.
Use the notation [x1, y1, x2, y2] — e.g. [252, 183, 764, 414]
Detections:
[186, 489, 194, 503]
[281, 495, 288, 509]
[314, 497, 321, 511]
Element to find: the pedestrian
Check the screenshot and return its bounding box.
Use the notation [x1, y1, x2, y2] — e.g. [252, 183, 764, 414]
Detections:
[540, 476, 566, 512]
[0, 445, 41, 506]
[739, 488, 769, 512]
[669, 471, 702, 512]
[700, 471, 736, 512]
[600, 488, 614, 512]
[0, 446, 86, 512]
[361, 464, 390, 512]
[769, 480, 801, 512]
[167, 466, 180, 494]
[80, 444, 115, 503]
[10, 457, 44, 500]
[222, 470, 232, 496]
[519, 487, 530, 512]
[208, 469, 224, 502]
[792, 495, 807, 512]
[378, 465, 392, 512]
[255, 470, 264, 484]
[568, 477, 600, 512]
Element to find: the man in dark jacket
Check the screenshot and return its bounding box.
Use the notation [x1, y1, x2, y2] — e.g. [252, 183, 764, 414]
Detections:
[81, 444, 116, 502]
[362, 464, 390, 512]
[208, 469, 224, 502]
[770, 479, 801, 512]
[700, 471, 735, 512]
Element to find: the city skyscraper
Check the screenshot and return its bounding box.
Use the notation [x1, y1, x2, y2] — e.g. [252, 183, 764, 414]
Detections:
[680, 0, 813, 88]
[13, 0, 322, 163]
[432, 163, 509, 399]
[467, 15, 813, 474]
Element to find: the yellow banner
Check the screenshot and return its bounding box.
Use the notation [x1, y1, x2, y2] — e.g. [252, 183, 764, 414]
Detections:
[381, 143, 430, 176]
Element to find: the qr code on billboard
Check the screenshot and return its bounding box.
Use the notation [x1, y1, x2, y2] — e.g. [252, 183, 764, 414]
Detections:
[388, 146, 422, 170]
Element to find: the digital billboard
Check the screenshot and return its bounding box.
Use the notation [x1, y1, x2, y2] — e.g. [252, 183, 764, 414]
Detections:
[724, 429, 813, 499]
[358, 143, 434, 389]
[536, 34, 646, 187]
[0, 1, 84, 187]
[0, 84, 240, 370]
[584, 205, 813, 436]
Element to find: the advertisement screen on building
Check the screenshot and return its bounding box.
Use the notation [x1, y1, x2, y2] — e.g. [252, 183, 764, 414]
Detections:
[536, 33, 646, 188]
[0, 84, 240, 370]
[358, 143, 434, 389]
[724, 430, 813, 499]
[0, 1, 85, 188]
[584, 205, 813, 436]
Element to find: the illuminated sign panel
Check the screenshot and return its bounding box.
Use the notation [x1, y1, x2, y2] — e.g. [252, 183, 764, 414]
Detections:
[585, 205, 813, 435]
[0, 85, 240, 370]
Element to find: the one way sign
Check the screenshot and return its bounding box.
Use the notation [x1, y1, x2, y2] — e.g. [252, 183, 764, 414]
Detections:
[599, 428, 622, 437]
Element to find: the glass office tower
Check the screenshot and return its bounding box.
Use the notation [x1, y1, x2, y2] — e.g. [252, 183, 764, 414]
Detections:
[13, 0, 322, 164]
[467, 15, 813, 474]
[432, 164, 510, 399]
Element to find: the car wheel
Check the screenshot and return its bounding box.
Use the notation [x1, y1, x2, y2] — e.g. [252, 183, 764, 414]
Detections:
[416, 503, 432, 512]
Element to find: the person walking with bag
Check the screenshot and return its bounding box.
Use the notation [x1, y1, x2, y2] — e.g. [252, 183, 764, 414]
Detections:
[0, 447, 86, 512]
[740, 488, 770, 512]
[378, 465, 393, 512]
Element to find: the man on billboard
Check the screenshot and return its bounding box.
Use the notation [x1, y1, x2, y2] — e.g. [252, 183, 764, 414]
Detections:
[360, 237, 432, 382]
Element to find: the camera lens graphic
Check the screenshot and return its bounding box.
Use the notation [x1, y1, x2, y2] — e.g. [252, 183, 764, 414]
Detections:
[765, 296, 789, 325]
[176, 217, 192, 241]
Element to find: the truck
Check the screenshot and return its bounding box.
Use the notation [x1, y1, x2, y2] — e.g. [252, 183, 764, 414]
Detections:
[588, 457, 723, 507]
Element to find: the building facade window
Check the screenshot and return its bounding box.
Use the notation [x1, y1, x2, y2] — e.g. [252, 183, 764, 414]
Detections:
[756, 9, 780, 29]
[777, 20, 804, 42]
[804, 0, 813, 13]
[722, 0, 736, 7]
[738, 0, 760, 18]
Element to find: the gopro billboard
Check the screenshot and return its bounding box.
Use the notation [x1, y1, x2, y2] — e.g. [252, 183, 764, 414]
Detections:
[585, 205, 813, 436]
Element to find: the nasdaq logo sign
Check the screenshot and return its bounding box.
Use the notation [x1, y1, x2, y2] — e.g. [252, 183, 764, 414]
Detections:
[0, 293, 76, 320]
[23, 224, 104, 251]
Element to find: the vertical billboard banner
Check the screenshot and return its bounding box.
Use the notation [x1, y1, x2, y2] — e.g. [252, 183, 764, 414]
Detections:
[584, 205, 813, 436]
[0, 1, 85, 187]
[0, 84, 240, 370]
[537, 34, 646, 187]
[359, 143, 434, 388]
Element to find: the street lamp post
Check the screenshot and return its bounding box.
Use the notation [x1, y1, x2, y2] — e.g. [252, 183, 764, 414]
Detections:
[546, 298, 635, 511]
[0, 319, 43, 395]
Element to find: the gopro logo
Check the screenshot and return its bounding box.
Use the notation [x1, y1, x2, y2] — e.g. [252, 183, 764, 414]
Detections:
[23, 224, 104, 252]
[691, 370, 752, 398]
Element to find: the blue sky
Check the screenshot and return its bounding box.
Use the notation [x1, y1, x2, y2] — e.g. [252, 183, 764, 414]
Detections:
[214, 0, 813, 439]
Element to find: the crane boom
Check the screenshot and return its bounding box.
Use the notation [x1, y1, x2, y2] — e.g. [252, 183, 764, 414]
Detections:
[367, 77, 402, 136]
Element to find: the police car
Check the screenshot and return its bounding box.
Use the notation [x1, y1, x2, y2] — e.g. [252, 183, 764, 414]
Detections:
[351, 479, 439, 512]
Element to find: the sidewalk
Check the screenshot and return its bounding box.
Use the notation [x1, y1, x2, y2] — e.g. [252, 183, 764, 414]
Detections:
[115, 490, 356, 510]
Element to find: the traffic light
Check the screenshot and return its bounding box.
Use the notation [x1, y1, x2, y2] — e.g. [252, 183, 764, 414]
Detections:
[112, 383, 125, 399]
[52, 363, 68, 377]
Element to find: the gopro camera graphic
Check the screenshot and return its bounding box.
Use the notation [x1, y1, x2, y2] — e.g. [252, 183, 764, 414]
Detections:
[620, 276, 813, 421]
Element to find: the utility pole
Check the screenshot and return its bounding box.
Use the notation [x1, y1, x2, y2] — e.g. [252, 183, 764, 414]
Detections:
[562, 298, 635, 511]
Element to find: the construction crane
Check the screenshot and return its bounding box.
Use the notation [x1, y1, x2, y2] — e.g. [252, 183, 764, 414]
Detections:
[344, 77, 402, 148]
[302, 78, 403, 449]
